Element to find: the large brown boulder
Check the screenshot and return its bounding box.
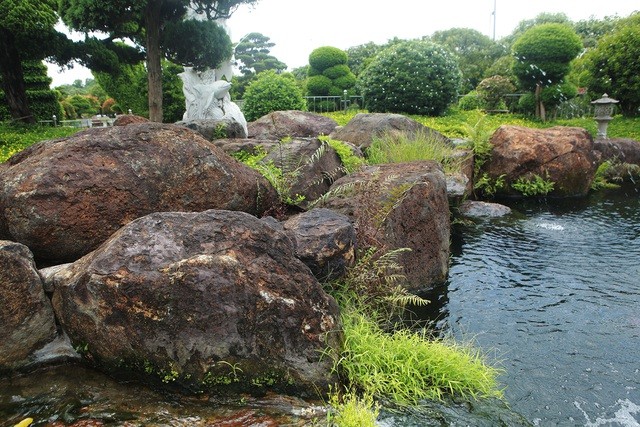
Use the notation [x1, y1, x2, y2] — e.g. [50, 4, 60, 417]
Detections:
[484, 125, 599, 198]
[321, 161, 450, 293]
[0, 123, 279, 264]
[248, 110, 338, 140]
[263, 138, 347, 207]
[0, 240, 57, 371]
[51, 209, 341, 396]
[283, 208, 356, 282]
[329, 113, 450, 151]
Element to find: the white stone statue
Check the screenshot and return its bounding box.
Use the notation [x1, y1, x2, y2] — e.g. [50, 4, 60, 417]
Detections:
[178, 12, 247, 135]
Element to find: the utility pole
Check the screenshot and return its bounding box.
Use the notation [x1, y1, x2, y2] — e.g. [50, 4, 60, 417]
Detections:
[492, 0, 497, 41]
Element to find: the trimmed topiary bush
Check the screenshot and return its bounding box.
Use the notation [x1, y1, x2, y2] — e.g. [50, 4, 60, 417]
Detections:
[243, 71, 306, 121]
[357, 40, 462, 116]
[307, 46, 357, 98]
[309, 46, 348, 72]
[306, 75, 333, 96]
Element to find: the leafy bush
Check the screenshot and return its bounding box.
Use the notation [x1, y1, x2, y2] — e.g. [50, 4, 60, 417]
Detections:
[357, 40, 462, 116]
[458, 91, 483, 111]
[584, 12, 640, 116]
[242, 71, 306, 122]
[512, 23, 583, 91]
[476, 75, 515, 110]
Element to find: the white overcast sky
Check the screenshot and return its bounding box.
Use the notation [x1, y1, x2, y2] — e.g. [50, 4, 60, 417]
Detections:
[47, 0, 639, 86]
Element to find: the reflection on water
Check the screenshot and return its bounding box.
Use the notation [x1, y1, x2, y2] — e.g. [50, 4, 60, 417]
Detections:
[437, 187, 640, 426]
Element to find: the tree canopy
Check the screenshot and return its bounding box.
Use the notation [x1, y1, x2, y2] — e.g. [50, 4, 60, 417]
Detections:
[0, 0, 76, 122]
[430, 28, 505, 91]
[584, 12, 640, 116]
[58, 0, 257, 121]
[512, 23, 582, 119]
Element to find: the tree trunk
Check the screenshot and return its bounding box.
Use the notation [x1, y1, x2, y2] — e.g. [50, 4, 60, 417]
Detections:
[535, 84, 546, 122]
[0, 30, 35, 124]
[145, 1, 163, 122]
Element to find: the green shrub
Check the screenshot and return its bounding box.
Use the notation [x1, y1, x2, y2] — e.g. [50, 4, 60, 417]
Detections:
[458, 91, 484, 111]
[323, 64, 351, 79]
[357, 40, 462, 116]
[334, 74, 357, 90]
[307, 47, 357, 97]
[309, 46, 348, 71]
[338, 306, 502, 404]
[242, 70, 306, 122]
[476, 75, 515, 110]
[306, 75, 332, 96]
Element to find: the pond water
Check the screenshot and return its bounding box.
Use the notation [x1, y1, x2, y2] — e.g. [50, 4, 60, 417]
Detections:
[2, 186, 639, 426]
[417, 185, 640, 426]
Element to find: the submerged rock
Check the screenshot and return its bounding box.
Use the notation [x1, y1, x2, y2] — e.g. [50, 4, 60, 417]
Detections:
[458, 201, 512, 218]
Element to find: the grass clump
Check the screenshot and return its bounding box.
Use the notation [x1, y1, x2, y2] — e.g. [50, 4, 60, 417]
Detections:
[319, 135, 365, 173]
[326, 389, 379, 427]
[338, 308, 502, 405]
[366, 130, 465, 174]
[326, 247, 503, 412]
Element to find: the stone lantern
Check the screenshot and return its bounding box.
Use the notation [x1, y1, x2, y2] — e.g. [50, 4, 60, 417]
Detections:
[591, 93, 619, 139]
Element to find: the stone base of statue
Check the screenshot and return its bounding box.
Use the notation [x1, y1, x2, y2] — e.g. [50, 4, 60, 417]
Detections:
[178, 67, 248, 137]
[176, 117, 247, 140]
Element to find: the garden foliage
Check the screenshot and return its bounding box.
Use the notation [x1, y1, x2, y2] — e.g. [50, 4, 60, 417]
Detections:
[242, 71, 305, 122]
[357, 40, 462, 116]
[306, 46, 357, 112]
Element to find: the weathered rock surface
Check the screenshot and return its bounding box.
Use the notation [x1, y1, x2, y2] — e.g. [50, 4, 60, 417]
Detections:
[51, 209, 341, 396]
[329, 113, 450, 151]
[484, 125, 599, 198]
[321, 161, 450, 292]
[0, 240, 57, 371]
[213, 138, 278, 156]
[176, 118, 248, 140]
[248, 110, 338, 140]
[458, 201, 512, 218]
[0, 123, 279, 263]
[283, 208, 356, 282]
[594, 138, 640, 165]
[263, 138, 347, 207]
[113, 114, 149, 126]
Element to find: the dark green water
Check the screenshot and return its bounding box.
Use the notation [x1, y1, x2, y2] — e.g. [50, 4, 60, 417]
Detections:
[428, 186, 640, 426]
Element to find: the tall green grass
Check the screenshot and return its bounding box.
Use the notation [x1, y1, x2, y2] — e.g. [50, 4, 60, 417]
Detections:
[366, 130, 466, 174]
[338, 307, 502, 405]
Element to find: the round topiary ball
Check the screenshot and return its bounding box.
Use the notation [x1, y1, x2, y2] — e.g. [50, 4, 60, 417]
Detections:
[357, 40, 462, 116]
[243, 71, 306, 122]
[309, 46, 348, 72]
